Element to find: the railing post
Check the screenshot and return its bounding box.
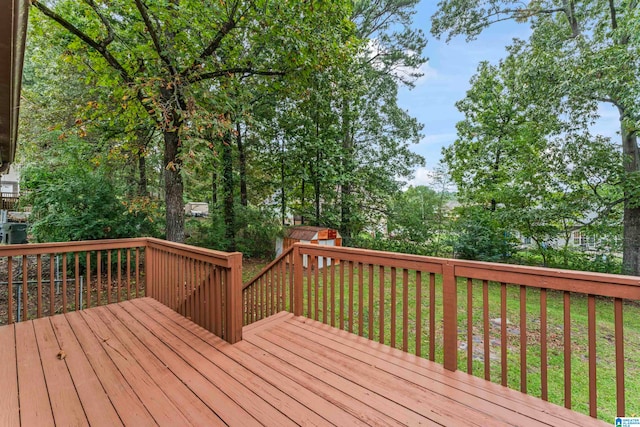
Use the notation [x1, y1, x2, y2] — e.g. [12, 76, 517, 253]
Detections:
[145, 241, 152, 299]
[293, 244, 303, 316]
[443, 262, 458, 372]
[224, 252, 243, 344]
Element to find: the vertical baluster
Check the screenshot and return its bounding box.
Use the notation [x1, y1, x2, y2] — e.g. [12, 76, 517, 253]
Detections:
[272, 263, 276, 317]
[117, 249, 122, 303]
[359, 263, 364, 336]
[397, 269, 405, 352]
[136, 248, 140, 296]
[206, 263, 212, 331]
[588, 294, 596, 418]
[563, 291, 572, 409]
[540, 288, 548, 401]
[429, 273, 436, 362]
[379, 265, 385, 344]
[197, 260, 203, 326]
[74, 253, 80, 310]
[323, 258, 328, 324]
[520, 285, 527, 393]
[483, 280, 490, 380]
[391, 267, 397, 349]
[22, 255, 28, 321]
[415, 271, 422, 357]
[215, 267, 223, 335]
[467, 278, 473, 374]
[287, 251, 295, 312]
[368, 264, 374, 340]
[500, 282, 507, 386]
[52, 253, 57, 315]
[330, 258, 336, 327]
[614, 297, 625, 417]
[36, 255, 42, 318]
[86, 252, 91, 309]
[62, 255, 67, 313]
[339, 261, 345, 330]
[126, 249, 131, 300]
[257, 275, 261, 321]
[348, 261, 354, 333]
[307, 256, 312, 318]
[97, 251, 102, 306]
[107, 250, 112, 305]
[7, 256, 13, 324]
[314, 257, 320, 321]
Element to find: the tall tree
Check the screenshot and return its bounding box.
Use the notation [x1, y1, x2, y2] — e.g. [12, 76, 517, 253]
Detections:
[31, 0, 353, 242]
[432, 0, 640, 274]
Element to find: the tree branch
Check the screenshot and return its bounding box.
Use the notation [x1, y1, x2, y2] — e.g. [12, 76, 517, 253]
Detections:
[134, 0, 177, 75]
[181, 18, 237, 80]
[83, 0, 114, 46]
[189, 68, 285, 84]
[32, 1, 132, 83]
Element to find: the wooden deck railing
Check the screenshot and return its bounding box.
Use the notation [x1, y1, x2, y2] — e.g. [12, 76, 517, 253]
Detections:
[145, 238, 243, 343]
[1, 192, 19, 210]
[244, 243, 640, 419]
[242, 246, 294, 325]
[0, 238, 147, 325]
[0, 237, 244, 343]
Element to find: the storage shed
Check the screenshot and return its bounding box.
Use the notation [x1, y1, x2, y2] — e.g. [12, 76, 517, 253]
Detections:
[276, 226, 342, 268]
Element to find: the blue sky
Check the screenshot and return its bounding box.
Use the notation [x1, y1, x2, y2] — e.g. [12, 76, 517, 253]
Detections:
[398, 1, 620, 187]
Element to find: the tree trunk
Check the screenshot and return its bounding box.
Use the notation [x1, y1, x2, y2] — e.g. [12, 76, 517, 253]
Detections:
[163, 128, 184, 242]
[301, 178, 306, 225]
[280, 135, 286, 225]
[340, 98, 353, 239]
[236, 121, 248, 207]
[620, 115, 640, 275]
[212, 167, 218, 206]
[138, 152, 148, 197]
[314, 149, 321, 226]
[222, 129, 235, 251]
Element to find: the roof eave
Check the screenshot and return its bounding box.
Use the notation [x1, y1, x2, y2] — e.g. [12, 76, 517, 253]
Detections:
[0, 0, 30, 172]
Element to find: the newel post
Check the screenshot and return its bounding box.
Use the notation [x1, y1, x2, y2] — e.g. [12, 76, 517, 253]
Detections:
[293, 244, 304, 316]
[224, 252, 243, 344]
[442, 262, 458, 371]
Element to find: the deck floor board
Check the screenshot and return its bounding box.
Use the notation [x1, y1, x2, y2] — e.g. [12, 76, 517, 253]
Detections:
[0, 297, 609, 426]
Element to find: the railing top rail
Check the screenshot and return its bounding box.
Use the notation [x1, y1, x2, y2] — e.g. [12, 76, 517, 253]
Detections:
[295, 243, 640, 299]
[243, 245, 294, 290]
[0, 237, 148, 256]
[146, 237, 242, 267]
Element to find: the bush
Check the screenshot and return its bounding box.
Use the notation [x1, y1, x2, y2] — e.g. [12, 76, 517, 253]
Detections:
[22, 163, 158, 242]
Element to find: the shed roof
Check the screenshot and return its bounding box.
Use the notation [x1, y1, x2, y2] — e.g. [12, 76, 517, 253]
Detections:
[285, 226, 338, 241]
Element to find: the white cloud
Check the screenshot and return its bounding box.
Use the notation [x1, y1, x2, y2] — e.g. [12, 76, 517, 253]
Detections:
[413, 62, 439, 86]
[407, 167, 435, 187]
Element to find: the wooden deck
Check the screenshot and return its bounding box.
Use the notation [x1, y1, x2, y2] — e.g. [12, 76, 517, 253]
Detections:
[0, 298, 607, 426]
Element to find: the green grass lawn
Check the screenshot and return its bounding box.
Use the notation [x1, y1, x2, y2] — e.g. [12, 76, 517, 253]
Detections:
[245, 258, 639, 421]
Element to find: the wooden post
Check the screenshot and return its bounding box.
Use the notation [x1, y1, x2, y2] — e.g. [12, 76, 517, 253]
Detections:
[224, 252, 243, 344]
[442, 262, 458, 372]
[293, 244, 303, 316]
[145, 243, 153, 299]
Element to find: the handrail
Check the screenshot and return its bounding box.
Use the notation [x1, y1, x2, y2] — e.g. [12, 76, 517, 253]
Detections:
[243, 245, 294, 290]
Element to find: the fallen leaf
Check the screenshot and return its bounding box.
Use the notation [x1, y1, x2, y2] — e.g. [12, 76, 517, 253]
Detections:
[57, 350, 67, 360]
